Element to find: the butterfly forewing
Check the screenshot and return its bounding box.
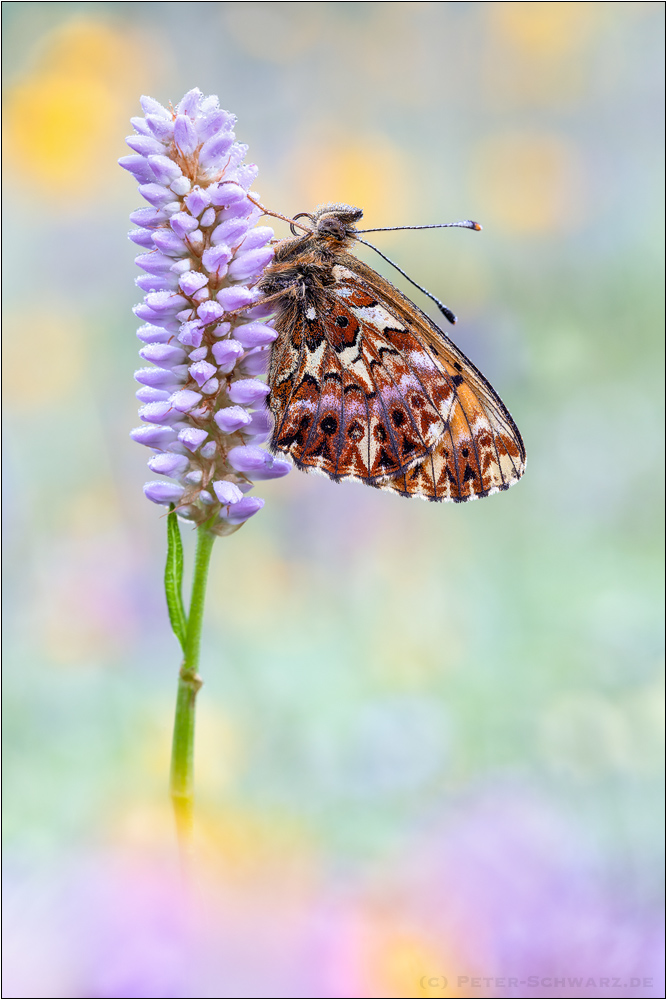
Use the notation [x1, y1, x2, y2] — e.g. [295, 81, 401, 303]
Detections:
[333, 255, 525, 501]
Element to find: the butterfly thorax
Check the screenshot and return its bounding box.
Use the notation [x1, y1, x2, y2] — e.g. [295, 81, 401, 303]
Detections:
[258, 204, 363, 299]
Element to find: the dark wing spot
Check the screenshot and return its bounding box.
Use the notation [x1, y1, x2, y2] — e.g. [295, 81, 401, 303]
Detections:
[401, 439, 416, 456]
[452, 374, 464, 387]
[304, 325, 326, 351]
[374, 424, 387, 442]
[391, 409, 406, 427]
[321, 415, 338, 435]
[463, 464, 476, 482]
[453, 362, 462, 372]
[347, 420, 364, 442]
[309, 437, 331, 459]
[461, 447, 469, 458]
[336, 315, 349, 328]
[278, 415, 311, 449]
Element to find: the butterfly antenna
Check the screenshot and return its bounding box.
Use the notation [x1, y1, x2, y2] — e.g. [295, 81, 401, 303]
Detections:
[356, 220, 482, 233]
[354, 236, 459, 325]
[246, 195, 311, 233]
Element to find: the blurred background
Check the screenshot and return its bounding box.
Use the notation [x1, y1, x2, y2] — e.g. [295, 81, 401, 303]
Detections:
[2, 3, 664, 997]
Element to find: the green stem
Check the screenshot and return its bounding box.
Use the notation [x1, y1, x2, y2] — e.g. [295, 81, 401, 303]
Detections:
[169, 524, 216, 851]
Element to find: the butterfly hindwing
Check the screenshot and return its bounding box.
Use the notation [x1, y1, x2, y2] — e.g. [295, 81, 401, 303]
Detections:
[268, 288, 455, 482]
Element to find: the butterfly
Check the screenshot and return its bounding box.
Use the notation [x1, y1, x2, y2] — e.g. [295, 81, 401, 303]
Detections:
[256, 203, 525, 502]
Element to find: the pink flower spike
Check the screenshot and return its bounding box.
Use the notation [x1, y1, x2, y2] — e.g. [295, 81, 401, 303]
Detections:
[122, 89, 287, 526]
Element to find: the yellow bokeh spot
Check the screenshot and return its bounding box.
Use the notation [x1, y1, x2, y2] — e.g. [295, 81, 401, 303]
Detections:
[362, 924, 469, 999]
[193, 704, 245, 794]
[3, 20, 147, 195]
[482, 2, 606, 107]
[5, 74, 120, 188]
[490, 2, 598, 57]
[37, 20, 135, 84]
[62, 484, 122, 539]
[382, 937, 449, 997]
[470, 131, 583, 235]
[286, 136, 414, 229]
[111, 800, 176, 851]
[191, 802, 317, 892]
[2, 309, 85, 408]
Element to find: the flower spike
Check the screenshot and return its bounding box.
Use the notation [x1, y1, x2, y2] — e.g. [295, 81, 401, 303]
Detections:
[121, 89, 289, 533]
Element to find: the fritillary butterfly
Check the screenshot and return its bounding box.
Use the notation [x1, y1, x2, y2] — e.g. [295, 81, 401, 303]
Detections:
[257, 203, 525, 502]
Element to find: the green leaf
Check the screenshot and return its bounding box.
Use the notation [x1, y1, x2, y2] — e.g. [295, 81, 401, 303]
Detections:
[165, 506, 187, 651]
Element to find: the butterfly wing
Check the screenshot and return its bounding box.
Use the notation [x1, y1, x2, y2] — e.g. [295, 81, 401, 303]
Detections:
[265, 243, 525, 502]
[268, 283, 460, 483]
[332, 256, 526, 502]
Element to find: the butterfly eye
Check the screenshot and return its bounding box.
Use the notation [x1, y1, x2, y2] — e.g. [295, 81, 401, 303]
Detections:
[317, 218, 346, 239]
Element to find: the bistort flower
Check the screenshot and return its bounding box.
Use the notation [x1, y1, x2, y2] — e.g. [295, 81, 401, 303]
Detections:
[120, 89, 289, 533]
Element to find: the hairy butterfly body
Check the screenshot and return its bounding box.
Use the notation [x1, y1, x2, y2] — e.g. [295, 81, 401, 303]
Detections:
[257, 204, 525, 502]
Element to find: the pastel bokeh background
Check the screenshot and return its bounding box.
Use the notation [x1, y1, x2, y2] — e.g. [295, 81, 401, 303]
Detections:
[3, 3, 664, 998]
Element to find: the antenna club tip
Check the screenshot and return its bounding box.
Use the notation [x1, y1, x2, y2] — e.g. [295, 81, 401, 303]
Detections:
[472, 222, 482, 231]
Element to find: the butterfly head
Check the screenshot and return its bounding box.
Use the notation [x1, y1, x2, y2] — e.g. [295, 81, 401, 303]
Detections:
[291, 203, 363, 243]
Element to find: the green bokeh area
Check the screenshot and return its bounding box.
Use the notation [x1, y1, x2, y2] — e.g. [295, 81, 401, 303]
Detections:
[3, 3, 664, 998]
